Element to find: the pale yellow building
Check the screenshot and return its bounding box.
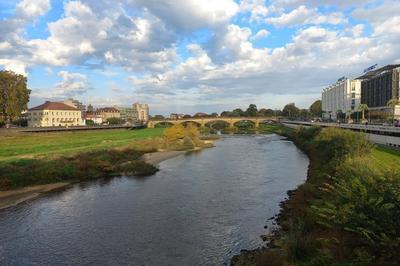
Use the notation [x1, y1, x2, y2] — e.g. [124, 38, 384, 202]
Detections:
[27, 101, 82, 127]
[98, 107, 120, 122]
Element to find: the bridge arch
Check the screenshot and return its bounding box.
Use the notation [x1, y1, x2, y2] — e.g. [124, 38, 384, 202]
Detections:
[179, 120, 203, 127]
[148, 117, 279, 128]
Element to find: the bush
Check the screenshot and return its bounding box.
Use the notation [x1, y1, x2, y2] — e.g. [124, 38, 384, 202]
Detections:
[312, 157, 400, 263]
[313, 128, 373, 167]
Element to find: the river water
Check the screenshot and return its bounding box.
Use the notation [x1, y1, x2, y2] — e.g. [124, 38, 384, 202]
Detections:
[0, 135, 308, 265]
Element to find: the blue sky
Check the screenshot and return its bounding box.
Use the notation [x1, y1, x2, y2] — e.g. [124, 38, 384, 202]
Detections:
[1, 0, 399, 115]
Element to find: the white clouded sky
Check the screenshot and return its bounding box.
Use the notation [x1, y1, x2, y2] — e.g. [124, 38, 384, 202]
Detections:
[0, 0, 399, 114]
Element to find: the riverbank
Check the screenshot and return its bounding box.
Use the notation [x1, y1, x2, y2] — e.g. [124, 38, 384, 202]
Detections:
[232, 124, 400, 265]
[0, 182, 70, 210]
[0, 150, 185, 211]
[0, 126, 217, 209]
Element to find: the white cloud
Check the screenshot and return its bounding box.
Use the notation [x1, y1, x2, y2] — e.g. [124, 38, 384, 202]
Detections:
[266, 5, 346, 27]
[16, 0, 50, 19]
[32, 71, 92, 99]
[251, 29, 270, 40]
[0, 59, 28, 75]
[131, 0, 239, 31]
[239, 0, 271, 22]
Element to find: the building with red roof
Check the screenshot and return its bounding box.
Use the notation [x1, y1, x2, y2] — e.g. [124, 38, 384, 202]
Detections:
[27, 101, 82, 127]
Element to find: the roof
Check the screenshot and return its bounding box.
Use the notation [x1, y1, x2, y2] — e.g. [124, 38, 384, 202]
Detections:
[356, 64, 400, 80]
[98, 107, 120, 112]
[29, 101, 79, 111]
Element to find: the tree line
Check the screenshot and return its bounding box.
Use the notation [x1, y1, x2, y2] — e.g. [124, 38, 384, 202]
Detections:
[153, 101, 322, 120]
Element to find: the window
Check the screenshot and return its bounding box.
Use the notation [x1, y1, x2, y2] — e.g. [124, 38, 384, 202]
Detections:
[351, 93, 355, 98]
[351, 99, 355, 105]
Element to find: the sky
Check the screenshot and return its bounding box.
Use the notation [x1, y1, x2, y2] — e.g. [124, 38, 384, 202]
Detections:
[1, 0, 400, 115]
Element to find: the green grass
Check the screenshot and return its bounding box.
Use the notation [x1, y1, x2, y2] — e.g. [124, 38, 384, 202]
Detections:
[369, 145, 400, 171]
[0, 128, 164, 162]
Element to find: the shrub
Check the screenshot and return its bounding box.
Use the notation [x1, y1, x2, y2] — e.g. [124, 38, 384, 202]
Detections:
[312, 158, 400, 263]
[313, 128, 373, 167]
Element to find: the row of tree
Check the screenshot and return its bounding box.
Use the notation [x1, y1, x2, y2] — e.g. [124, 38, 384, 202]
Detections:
[153, 101, 323, 120]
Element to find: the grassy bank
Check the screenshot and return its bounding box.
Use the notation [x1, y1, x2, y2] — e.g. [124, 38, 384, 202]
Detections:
[0, 128, 166, 190]
[0, 126, 215, 191]
[232, 125, 400, 265]
[0, 128, 164, 162]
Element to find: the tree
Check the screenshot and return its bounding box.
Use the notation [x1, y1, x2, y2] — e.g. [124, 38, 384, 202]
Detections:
[220, 111, 234, 117]
[163, 124, 185, 142]
[106, 117, 125, 125]
[245, 104, 258, 117]
[299, 109, 310, 120]
[194, 112, 208, 118]
[309, 100, 322, 117]
[185, 123, 200, 141]
[358, 104, 368, 122]
[86, 119, 95, 126]
[233, 108, 245, 117]
[257, 108, 268, 117]
[210, 112, 218, 117]
[153, 114, 165, 120]
[183, 114, 192, 118]
[387, 98, 400, 126]
[0, 71, 30, 126]
[282, 103, 300, 119]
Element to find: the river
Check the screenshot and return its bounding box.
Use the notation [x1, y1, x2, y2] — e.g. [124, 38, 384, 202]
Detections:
[0, 135, 309, 265]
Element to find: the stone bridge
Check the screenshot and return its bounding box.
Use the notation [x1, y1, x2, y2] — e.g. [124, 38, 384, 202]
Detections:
[147, 117, 279, 128]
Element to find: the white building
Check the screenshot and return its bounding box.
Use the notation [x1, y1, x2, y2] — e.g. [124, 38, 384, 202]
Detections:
[322, 77, 361, 120]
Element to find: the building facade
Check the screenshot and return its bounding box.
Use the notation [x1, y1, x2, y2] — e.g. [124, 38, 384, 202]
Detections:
[133, 103, 149, 122]
[27, 101, 82, 127]
[358, 64, 400, 118]
[98, 107, 120, 122]
[117, 107, 137, 124]
[170, 113, 184, 120]
[322, 78, 361, 120]
[83, 112, 103, 124]
[115, 103, 149, 124]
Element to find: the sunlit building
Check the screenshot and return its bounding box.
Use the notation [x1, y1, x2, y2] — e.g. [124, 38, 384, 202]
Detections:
[322, 77, 361, 120]
[27, 101, 82, 127]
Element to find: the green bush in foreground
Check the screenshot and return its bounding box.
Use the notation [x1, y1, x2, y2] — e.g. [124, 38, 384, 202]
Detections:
[312, 157, 400, 264]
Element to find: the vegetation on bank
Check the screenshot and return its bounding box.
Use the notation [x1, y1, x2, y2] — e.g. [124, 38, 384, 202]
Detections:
[0, 125, 214, 191]
[233, 125, 400, 265]
[0, 128, 164, 162]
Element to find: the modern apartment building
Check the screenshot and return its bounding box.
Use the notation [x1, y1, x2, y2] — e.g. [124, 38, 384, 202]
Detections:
[115, 103, 149, 124]
[27, 101, 82, 127]
[322, 77, 361, 120]
[358, 64, 400, 118]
